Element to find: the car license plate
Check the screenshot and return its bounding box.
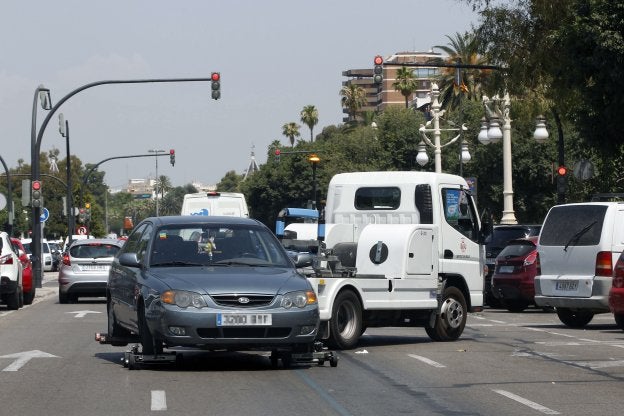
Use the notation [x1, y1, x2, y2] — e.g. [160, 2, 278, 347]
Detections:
[217, 313, 272, 326]
[498, 265, 514, 273]
[556, 280, 578, 291]
[486, 258, 496, 265]
[80, 264, 108, 271]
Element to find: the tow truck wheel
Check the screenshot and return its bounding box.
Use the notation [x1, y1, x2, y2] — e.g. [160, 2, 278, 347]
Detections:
[328, 290, 362, 350]
[426, 286, 467, 342]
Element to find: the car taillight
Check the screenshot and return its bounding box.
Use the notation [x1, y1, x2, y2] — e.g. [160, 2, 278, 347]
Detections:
[0, 254, 13, 265]
[595, 251, 613, 277]
[523, 251, 537, 267]
[612, 256, 624, 288]
[62, 253, 71, 266]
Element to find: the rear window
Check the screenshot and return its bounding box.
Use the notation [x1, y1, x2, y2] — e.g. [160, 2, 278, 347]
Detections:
[487, 228, 539, 246]
[498, 242, 536, 259]
[70, 243, 120, 259]
[355, 187, 401, 210]
[539, 205, 607, 246]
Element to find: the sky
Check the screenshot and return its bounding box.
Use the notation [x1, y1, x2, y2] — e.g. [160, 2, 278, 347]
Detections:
[0, 0, 480, 191]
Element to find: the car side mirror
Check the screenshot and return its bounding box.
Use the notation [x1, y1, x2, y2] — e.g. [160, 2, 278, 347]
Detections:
[118, 253, 141, 268]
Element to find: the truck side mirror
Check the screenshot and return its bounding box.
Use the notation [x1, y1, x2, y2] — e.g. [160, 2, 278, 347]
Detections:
[479, 208, 494, 244]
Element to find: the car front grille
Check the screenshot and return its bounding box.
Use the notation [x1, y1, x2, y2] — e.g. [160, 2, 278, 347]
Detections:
[210, 294, 275, 308]
[197, 327, 291, 338]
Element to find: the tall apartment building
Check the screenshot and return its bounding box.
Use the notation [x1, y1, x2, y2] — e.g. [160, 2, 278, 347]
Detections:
[342, 51, 442, 122]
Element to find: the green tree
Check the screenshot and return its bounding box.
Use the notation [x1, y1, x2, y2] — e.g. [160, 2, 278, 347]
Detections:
[392, 66, 419, 109]
[339, 84, 367, 122]
[155, 175, 172, 200]
[282, 122, 301, 147]
[300, 105, 319, 142]
[217, 170, 243, 192]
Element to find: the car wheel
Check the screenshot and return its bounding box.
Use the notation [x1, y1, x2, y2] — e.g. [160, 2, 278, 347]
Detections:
[328, 290, 362, 350]
[23, 288, 35, 305]
[107, 302, 131, 346]
[504, 300, 529, 313]
[614, 313, 624, 330]
[139, 305, 163, 356]
[426, 286, 467, 342]
[58, 292, 69, 304]
[5, 290, 20, 310]
[556, 307, 594, 328]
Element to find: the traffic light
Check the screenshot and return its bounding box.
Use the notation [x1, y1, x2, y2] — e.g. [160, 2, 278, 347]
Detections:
[78, 208, 86, 223]
[211, 72, 221, 100]
[373, 55, 383, 85]
[274, 149, 281, 163]
[85, 203, 91, 221]
[170, 149, 175, 166]
[31, 180, 42, 208]
[556, 165, 568, 194]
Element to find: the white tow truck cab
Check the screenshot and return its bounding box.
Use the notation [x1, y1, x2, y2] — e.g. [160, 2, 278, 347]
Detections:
[301, 171, 489, 349]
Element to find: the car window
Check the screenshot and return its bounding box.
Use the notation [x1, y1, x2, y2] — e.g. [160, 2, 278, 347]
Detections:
[497, 242, 536, 259]
[119, 223, 148, 255]
[136, 224, 153, 262]
[70, 243, 120, 259]
[540, 205, 606, 246]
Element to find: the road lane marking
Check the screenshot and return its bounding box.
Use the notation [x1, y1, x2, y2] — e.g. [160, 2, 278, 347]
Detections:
[66, 310, 101, 318]
[151, 390, 167, 411]
[493, 389, 560, 415]
[0, 350, 59, 371]
[407, 354, 446, 368]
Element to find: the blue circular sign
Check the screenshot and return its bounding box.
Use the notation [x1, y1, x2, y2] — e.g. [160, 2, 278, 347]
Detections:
[40, 207, 50, 222]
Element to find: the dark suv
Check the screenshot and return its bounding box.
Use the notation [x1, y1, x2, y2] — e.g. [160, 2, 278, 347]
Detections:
[484, 224, 542, 307]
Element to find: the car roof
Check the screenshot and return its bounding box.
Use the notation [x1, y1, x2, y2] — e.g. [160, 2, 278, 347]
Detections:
[144, 215, 264, 227]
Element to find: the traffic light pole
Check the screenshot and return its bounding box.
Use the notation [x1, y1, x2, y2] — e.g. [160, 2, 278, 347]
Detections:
[552, 109, 566, 204]
[30, 76, 213, 288]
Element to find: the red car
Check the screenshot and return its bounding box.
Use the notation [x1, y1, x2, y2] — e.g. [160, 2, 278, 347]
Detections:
[491, 236, 538, 312]
[11, 238, 35, 305]
[609, 251, 624, 330]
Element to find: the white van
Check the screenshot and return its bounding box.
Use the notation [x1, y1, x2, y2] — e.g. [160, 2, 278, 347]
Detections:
[181, 192, 249, 218]
[21, 238, 53, 272]
[535, 202, 624, 327]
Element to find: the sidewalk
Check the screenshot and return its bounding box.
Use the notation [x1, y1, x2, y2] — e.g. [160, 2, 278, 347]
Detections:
[33, 273, 59, 302]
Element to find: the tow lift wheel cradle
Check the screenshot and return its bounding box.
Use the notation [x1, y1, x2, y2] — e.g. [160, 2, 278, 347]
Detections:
[95, 332, 180, 370]
[270, 341, 338, 368]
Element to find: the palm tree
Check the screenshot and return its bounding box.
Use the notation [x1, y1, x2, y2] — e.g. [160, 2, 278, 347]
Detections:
[392, 66, 419, 108]
[340, 84, 367, 122]
[156, 175, 172, 200]
[282, 122, 301, 147]
[433, 32, 491, 110]
[300, 105, 319, 142]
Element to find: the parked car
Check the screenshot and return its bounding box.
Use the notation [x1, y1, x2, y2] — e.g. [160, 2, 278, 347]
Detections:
[58, 238, 124, 304]
[107, 216, 320, 360]
[11, 238, 35, 305]
[20, 238, 54, 272]
[0, 232, 23, 310]
[491, 236, 539, 312]
[609, 251, 624, 330]
[535, 202, 623, 328]
[484, 224, 542, 306]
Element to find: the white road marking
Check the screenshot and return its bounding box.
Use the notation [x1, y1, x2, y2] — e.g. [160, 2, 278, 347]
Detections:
[407, 354, 446, 368]
[66, 310, 102, 318]
[493, 389, 560, 415]
[0, 350, 59, 372]
[151, 390, 167, 411]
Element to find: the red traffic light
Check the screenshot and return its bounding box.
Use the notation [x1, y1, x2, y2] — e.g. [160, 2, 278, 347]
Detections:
[170, 149, 175, 155]
[557, 166, 567, 176]
[275, 149, 281, 156]
[32, 180, 41, 191]
[374, 55, 383, 65]
[211, 72, 220, 82]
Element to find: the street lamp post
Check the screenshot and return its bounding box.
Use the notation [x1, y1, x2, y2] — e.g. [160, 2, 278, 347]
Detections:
[58, 114, 74, 247]
[30, 76, 215, 288]
[479, 93, 517, 225]
[149, 149, 165, 216]
[417, 83, 468, 172]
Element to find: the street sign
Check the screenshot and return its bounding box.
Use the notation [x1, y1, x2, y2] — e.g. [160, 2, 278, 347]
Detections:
[40, 207, 49, 223]
[77, 226, 88, 235]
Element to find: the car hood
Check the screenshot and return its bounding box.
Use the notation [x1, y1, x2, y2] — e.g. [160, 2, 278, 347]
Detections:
[148, 266, 307, 295]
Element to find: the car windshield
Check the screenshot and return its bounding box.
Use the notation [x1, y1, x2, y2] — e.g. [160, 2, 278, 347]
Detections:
[150, 224, 291, 268]
[70, 243, 120, 259]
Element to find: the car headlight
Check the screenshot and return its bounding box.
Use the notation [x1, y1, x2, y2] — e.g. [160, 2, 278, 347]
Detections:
[280, 290, 317, 309]
[161, 290, 207, 308]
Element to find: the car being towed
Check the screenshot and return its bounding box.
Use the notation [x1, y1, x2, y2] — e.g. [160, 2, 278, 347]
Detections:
[107, 216, 320, 360]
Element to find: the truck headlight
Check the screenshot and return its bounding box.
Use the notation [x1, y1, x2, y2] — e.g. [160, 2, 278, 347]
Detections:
[161, 290, 207, 308]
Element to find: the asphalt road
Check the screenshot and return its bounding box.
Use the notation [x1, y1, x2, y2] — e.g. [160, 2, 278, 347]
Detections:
[0, 273, 623, 415]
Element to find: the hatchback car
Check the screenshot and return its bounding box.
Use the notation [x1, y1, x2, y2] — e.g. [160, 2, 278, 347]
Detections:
[11, 238, 34, 305]
[484, 224, 542, 306]
[58, 238, 124, 304]
[0, 232, 23, 310]
[107, 216, 319, 360]
[609, 251, 624, 330]
[491, 236, 538, 312]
